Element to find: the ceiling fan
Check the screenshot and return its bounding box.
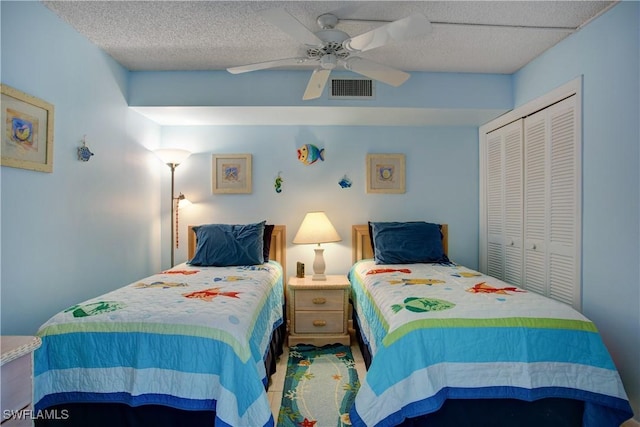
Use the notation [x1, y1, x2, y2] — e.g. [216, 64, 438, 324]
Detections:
[227, 8, 432, 100]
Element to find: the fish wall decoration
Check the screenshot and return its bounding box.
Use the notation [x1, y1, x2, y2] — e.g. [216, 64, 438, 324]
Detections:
[338, 174, 352, 188]
[297, 144, 324, 165]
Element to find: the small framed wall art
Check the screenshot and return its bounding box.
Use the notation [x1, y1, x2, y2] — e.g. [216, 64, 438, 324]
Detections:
[366, 153, 405, 194]
[212, 153, 252, 194]
[1, 84, 55, 173]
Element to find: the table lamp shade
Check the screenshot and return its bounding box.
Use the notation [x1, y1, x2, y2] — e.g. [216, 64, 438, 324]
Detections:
[293, 212, 341, 244]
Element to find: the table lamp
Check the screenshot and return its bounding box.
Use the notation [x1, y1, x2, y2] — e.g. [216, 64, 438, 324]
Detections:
[293, 211, 341, 280]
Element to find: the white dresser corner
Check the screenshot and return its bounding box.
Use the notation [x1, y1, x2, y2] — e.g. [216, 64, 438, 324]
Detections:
[1, 336, 42, 426]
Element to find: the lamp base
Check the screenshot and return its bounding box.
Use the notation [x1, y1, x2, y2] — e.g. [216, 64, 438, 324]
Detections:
[312, 247, 327, 281]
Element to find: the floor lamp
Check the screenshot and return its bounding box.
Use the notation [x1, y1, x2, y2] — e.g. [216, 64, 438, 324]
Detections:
[155, 148, 191, 267]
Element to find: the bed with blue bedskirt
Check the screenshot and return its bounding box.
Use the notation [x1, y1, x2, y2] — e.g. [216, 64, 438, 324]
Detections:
[348, 222, 633, 427]
[34, 222, 286, 427]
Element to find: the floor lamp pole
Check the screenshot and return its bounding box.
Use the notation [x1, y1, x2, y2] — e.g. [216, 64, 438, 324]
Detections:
[155, 148, 191, 269]
[169, 163, 176, 267]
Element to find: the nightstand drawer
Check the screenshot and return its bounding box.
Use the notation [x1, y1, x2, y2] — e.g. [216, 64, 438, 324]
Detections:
[294, 311, 344, 334]
[294, 289, 344, 311]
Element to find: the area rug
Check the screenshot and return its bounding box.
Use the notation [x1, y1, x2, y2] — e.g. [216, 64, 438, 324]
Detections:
[277, 344, 360, 427]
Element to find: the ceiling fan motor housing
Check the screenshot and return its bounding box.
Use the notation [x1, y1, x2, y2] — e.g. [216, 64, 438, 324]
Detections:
[306, 29, 350, 61]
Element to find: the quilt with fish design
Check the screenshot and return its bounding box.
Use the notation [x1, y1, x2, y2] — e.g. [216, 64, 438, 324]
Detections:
[34, 261, 284, 427]
[348, 260, 633, 427]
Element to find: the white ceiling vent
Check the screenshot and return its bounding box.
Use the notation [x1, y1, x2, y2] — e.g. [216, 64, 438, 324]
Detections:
[330, 79, 375, 100]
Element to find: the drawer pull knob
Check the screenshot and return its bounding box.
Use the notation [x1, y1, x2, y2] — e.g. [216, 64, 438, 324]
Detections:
[312, 320, 327, 327]
[312, 297, 327, 304]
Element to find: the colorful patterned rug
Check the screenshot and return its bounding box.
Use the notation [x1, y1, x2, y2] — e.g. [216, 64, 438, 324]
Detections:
[277, 344, 360, 427]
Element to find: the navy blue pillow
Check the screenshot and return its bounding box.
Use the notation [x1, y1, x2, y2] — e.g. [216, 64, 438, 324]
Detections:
[263, 224, 275, 262]
[188, 221, 265, 266]
[371, 221, 447, 264]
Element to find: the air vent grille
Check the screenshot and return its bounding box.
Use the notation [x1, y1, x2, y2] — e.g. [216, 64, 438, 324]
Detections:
[330, 79, 374, 99]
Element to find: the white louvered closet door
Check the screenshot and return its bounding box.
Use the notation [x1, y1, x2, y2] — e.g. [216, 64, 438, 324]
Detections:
[486, 130, 505, 279]
[523, 111, 547, 295]
[486, 120, 523, 284]
[523, 95, 581, 309]
[548, 96, 581, 307]
[503, 122, 524, 286]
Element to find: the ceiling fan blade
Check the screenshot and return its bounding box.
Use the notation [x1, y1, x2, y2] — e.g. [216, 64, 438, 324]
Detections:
[343, 13, 432, 53]
[343, 57, 410, 87]
[326, 3, 364, 20]
[227, 57, 311, 74]
[258, 8, 323, 47]
[303, 68, 331, 100]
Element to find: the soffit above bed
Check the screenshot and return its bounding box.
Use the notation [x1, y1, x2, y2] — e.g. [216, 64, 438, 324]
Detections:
[131, 106, 508, 126]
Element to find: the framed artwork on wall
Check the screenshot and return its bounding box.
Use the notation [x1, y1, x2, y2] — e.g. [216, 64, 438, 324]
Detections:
[212, 153, 252, 194]
[1, 84, 55, 173]
[366, 153, 405, 194]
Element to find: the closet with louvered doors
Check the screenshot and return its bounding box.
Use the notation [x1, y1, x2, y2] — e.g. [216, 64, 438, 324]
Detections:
[482, 90, 582, 310]
[523, 95, 581, 309]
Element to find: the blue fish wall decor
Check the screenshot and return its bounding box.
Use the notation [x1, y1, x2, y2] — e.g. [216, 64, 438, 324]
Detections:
[339, 175, 352, 188]
[297, 144, 324, 165]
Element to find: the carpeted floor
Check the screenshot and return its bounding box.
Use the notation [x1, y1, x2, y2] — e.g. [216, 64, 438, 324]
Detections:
[275, 344, 361, 427]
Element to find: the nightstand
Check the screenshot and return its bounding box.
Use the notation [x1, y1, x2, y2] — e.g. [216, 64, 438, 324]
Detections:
[287, 275, 350, 347]
[1, 336, 42, 426]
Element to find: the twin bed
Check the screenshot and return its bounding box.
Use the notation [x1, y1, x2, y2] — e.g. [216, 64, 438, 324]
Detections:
[348, 222, 633, 427]
[34, 220, 633, 427]
[34, 222, 286, 427]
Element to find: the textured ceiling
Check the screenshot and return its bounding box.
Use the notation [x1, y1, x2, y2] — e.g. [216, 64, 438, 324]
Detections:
[42, 1, 616, 74]
[41, 1, 616, 125]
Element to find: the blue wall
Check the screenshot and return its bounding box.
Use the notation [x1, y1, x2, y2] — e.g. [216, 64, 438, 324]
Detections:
[1, 1, 637, 420]
[0, 1, 162, 335]
[513, 2, 639, 418]
[160, 125, 480, 274]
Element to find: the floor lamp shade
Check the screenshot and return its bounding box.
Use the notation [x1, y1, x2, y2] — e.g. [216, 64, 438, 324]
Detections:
[293, 211, 341, 280]
[155, 148, 191, 166]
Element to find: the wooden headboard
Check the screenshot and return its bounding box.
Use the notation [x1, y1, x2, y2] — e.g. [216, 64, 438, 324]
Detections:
[187, 225, 287, 276]
[352, 224, 449, 263]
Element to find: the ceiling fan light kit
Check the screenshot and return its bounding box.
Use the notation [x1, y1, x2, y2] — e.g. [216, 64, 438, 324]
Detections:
[227, 8, 432, 100]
